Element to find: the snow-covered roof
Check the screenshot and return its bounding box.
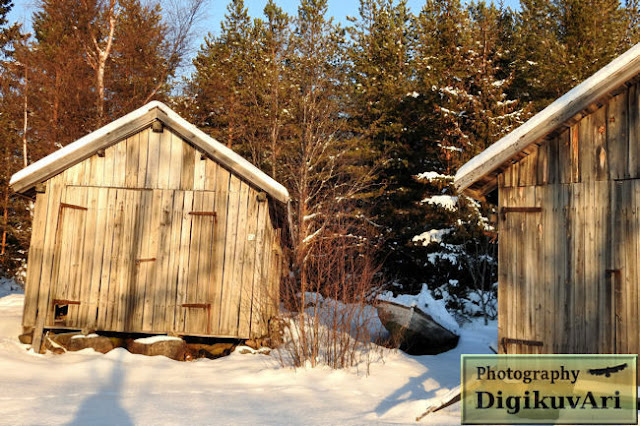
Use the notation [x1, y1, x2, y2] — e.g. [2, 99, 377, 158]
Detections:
[455, 42, 640, 197]
[10, 101, 290, 203]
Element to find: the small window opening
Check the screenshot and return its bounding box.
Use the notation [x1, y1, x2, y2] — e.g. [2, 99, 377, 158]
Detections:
[54, 304, 68, 322]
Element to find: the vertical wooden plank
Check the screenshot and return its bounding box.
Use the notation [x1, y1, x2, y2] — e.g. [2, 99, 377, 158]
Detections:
[106, 189, 126, 330]
[593, 107, 608, 181]
[570, 124, 581, 183]
[168, 132, 184, 190]
[229, 182, 249, 333]
[142, 190, 163, 331]
[184, 191, 204, 333]
[166, 190, 184, 333]
[508, 185, 518, 354]
[239, 188, 258, 338]
[151, 189, 174, 331]
[102, 145, 116, 187]
[51, 187, 74, 326]
[526, 149, 538, 186]
[219, 176, 242, 335]
[541, 184, 554, 353]
[129, 189, 151, 331]
[212, 166, 231, 331]
[112, 137, 127, 188]
[503, 165, 511, 188]
[157, 129, 172, 190]
[260, 215, 275, 323]
[559, 184, 571, 353]
[630, 182, 639, 356]
[250, 199, 269, 338]
[197, 191, 216, 334]
[180, 143, 196, 191]
[116, 189, 140, 331]
[584, 181, 596, 352]
[175, 191, 194, 333]
[137, 129, 150, 188]
[77, 187, 100, 327]
[31, 176, 64, 351]
[534, 187, 543, 353]
[85, 188, 109, 329]
[579, 113, 594, 183]
[628, 83, 639, 178]
[125, 133, 140, 187]
[536, 143, 548, 185]
[497, 186, 508, 353]
[97, 188, 118, 329]
[204, 155, 217, 190]
[22, 192, 49, 331]
[607, 91, 628, 180]
[193, 150, 206, 191]
[145, 128, 161, 189]
[622, 181, 633, 354]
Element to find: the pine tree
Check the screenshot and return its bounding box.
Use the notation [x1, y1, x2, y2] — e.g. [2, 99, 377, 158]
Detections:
[188, 0, 255, 152]
[0, 1, 30, 277]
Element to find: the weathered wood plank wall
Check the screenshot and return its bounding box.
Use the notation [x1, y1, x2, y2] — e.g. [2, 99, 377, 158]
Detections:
[23, 126, 283, 340]
[497, 81, 640, 358]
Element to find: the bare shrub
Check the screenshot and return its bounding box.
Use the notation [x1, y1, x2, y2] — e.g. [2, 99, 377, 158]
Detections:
[276, 221, 387, 371]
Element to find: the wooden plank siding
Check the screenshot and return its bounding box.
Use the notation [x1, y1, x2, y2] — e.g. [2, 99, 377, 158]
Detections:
[495, 81, 640, 376]
[22, 126, 284, 343]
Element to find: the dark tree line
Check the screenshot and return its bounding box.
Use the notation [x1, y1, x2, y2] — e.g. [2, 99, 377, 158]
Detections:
[1, 0, 639, 308]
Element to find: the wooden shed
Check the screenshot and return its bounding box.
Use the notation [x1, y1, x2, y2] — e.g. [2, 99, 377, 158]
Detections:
[11, 101, 289, 352]
[455, 42, 640, 357]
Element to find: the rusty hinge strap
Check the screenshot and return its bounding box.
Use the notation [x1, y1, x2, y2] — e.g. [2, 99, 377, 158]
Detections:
[135, 258, 156, 265]
[182, 303, 210, 309]
[500, 206, 542, 220]
[501, 337, 543, 347]
[189, 211, 216, 217]
[606, 269, 622, 275]
[52, 299, 81, 305]
[60, 203, 88, 211]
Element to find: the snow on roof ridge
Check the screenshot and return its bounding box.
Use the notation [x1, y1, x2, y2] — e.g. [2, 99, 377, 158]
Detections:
[455, 42, 640, 193]
[10, 101, 290, 203]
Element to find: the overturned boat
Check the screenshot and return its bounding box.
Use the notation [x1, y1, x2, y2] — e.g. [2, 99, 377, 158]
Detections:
[377, 299, 460, 355]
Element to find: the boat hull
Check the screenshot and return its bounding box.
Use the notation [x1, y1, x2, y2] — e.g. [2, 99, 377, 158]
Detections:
[377, 300, 459, 355]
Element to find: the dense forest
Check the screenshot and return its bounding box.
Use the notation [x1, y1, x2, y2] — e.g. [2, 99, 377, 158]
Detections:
[1, 0, 639, 318]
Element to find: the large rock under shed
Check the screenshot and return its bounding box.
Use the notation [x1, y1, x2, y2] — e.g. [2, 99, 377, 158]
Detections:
[47, 332, 118, 354]
[127, 336, 187, 361]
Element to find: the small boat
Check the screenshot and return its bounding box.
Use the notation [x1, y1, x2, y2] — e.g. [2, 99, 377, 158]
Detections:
[377, 300, 460, 355]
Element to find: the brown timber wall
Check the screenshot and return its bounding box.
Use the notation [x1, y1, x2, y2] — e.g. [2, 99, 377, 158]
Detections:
[22, 126, 283, 339]
[497, 82, 640, 357]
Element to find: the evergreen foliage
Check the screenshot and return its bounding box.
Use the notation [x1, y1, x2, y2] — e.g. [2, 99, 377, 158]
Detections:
[1, 0, 640, 317]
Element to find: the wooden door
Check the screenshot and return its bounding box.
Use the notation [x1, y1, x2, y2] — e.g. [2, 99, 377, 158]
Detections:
[48, 186, 219, 336]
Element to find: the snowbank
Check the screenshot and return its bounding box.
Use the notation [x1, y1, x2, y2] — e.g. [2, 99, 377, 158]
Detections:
[0, 291, 496, 425]
[0, 277, 22, 298]
[134, 335, 183, 345]
[378, 285, 460, 335]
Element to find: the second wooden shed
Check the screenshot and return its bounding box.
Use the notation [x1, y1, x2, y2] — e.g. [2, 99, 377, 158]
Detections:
[455, 42, 640, 357]
[12, 101, 289, 351]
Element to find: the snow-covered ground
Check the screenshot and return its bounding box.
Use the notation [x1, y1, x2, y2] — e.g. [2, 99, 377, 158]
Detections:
[0, 289, 496, 425]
